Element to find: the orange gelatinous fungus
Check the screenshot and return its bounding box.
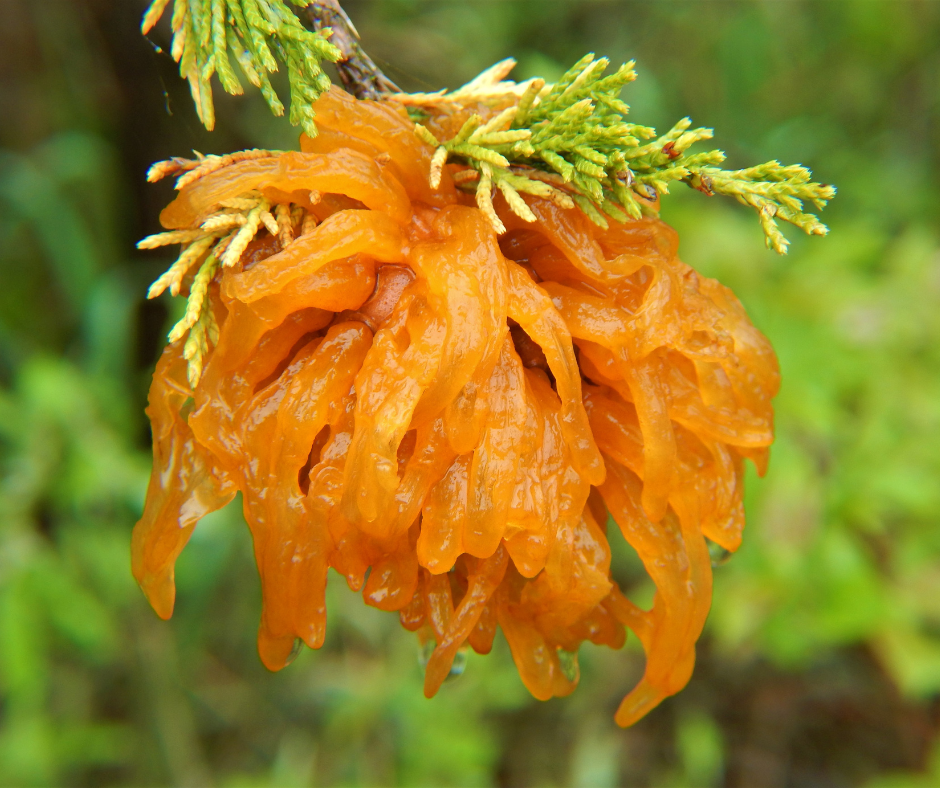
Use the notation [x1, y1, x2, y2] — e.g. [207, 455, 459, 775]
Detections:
[133, 86, 779, 725]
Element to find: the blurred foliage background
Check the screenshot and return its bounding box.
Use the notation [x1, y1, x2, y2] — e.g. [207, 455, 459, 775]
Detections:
[0, 0, 939, 786]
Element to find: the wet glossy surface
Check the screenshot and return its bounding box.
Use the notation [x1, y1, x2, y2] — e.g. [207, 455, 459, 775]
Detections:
[134, 88, 779, 726]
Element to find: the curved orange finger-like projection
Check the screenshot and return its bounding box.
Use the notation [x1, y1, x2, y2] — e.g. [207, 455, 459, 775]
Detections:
[134, 87, 779, 725]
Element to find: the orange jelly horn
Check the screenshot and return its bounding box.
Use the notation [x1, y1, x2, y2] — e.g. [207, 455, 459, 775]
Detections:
[134, 86, 779, 727]
[132, 342, 236, 619]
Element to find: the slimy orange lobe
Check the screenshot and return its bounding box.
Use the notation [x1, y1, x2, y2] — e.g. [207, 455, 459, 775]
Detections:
[134, 87, 779, 727]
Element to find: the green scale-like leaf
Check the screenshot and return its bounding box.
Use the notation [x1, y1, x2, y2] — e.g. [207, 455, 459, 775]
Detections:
[413, 55, 835, 253]
[142, 0, 341, 136]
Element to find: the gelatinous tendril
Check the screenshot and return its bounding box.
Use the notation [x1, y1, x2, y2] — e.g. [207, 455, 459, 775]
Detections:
[133, 87, 779, 727]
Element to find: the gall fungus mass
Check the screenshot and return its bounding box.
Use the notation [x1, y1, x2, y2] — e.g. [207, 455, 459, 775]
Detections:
[133, 87, 779, 727]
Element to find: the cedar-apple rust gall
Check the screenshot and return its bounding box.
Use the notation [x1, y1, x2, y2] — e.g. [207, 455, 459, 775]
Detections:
[133, 87, 780, 727]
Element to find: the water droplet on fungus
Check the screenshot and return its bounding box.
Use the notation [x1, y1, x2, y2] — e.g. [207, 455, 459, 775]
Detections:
[707, 538, 734, 567]
[419, 639, 435, 671]
[557, 648, 580, 684]
[445, 645, 469, 682]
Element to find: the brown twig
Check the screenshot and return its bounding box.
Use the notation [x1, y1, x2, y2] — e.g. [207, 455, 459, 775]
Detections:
[306, 0, 400, 100]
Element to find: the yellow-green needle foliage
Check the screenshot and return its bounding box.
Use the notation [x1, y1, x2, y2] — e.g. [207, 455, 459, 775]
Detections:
[139, 151, 288, 386]
[409, 56, 836, 254]
[142, 0, 342, 136]
[141, 0, 834, 254]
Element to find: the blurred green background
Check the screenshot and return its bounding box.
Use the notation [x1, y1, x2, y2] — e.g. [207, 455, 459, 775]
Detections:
[1, 1, 939, 785]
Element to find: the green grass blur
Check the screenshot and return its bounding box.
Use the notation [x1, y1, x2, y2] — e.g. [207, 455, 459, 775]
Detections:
[0, 1, 938, 785]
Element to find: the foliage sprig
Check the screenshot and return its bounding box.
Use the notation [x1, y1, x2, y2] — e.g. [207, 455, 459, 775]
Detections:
[406, 56, 836, 253]
[140, 150, 309, 386]
[142, 0, 342, 136]
[142, 2, 834, 252]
